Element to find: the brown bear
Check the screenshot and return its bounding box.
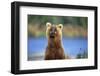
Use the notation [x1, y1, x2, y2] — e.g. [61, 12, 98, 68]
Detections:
[45, 22, 66, 60]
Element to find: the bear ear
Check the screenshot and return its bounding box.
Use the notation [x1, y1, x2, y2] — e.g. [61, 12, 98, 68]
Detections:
[46, 22, 52, 28]
[58, 24, 63, 29]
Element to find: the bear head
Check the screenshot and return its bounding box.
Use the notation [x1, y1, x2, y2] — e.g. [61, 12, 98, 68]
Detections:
[46, 22, 63, 40]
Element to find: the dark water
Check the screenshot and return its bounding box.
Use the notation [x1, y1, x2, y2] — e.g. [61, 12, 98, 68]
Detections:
[28, 37, 87, 60]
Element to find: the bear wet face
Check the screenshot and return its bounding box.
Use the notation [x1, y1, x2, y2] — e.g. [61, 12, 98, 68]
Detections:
[49, 26, 57, 38]
[46, 22, 63, 40]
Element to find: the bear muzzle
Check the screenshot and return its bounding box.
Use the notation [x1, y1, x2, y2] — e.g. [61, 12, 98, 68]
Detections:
[49, 31, 55, 38]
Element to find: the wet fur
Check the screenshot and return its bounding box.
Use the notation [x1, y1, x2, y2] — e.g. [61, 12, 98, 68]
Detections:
[45, 23, 66, 60]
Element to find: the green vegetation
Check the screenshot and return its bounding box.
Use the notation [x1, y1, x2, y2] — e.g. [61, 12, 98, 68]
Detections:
[76, 51, 88, 59]
[28, 15, 88, 38]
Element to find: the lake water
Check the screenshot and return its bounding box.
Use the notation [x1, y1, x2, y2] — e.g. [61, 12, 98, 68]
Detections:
[28, 37, 87, 60]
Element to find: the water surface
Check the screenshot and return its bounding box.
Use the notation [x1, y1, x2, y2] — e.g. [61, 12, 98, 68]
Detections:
[28, 37, 87, 60]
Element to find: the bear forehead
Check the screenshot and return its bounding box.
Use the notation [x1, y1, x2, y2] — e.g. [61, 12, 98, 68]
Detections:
[50, 26, 57, 30]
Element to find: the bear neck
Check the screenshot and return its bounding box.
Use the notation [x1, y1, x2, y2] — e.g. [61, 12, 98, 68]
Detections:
[48, 38, 62, 48]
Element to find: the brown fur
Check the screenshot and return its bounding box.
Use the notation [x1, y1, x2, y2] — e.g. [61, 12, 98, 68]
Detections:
[45, 22, 66, 60]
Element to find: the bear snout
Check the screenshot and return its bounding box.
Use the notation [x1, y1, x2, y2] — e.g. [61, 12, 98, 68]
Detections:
[49, 27, 57, 38]
[49, 32, 55, 38]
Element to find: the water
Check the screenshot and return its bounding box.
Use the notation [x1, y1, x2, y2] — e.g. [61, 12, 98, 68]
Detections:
[28, 37, 87, 60]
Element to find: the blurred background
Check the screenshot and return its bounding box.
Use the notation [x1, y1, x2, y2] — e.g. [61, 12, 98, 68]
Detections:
[28, 15, 88, 61]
